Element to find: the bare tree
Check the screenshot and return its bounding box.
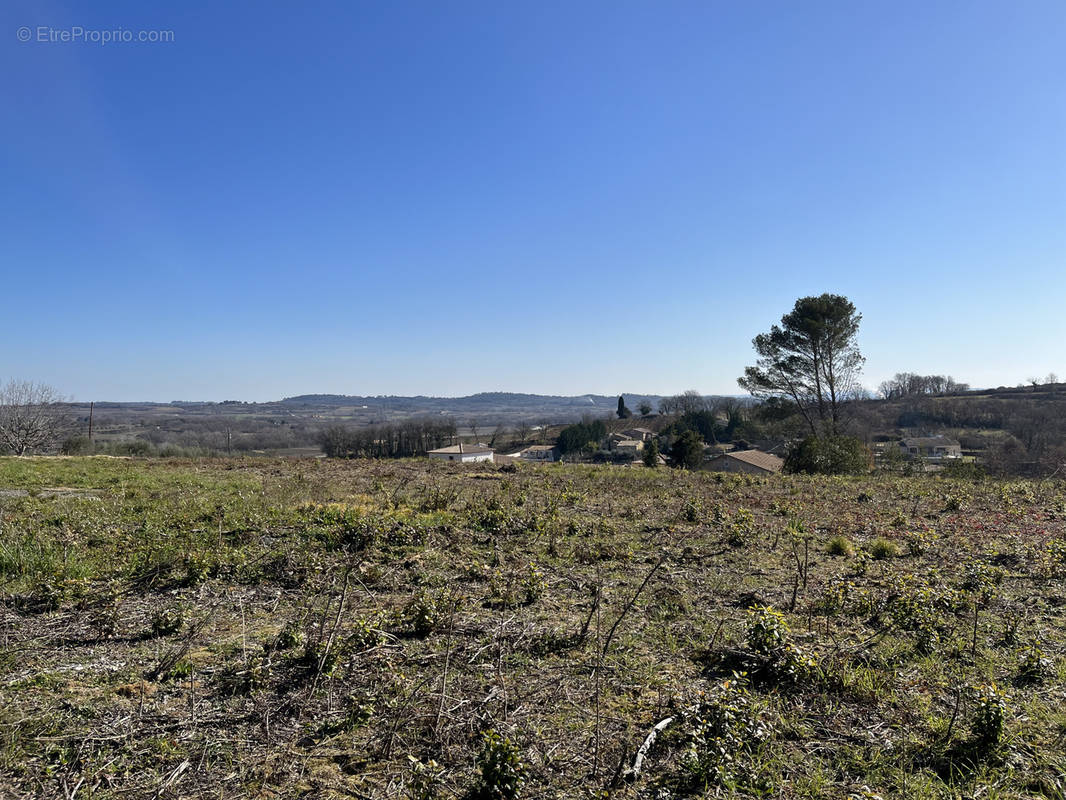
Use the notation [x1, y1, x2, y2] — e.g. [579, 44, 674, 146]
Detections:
[488, 424, 509, 448]
[658, 390, 708, 416]
[515, 421, 532, 443]
[0, 380, 71, 455]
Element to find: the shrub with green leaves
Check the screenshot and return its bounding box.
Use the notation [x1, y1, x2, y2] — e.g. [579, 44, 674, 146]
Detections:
[903, 529, 934, 556]
[817, 578, 853, 616]
[677, 675, 775, 790]
[274, 620, 303, 650]
[747, 606, 789, 655]
[885, 574, 959, 654]
[470, 729, 526, 800]
[405, 590, 455, 637]
[150, 606, 184, 638]
[971, 683, 1008, 750]
[681, 497, 702, 523]
[1018, 643, 1055, 685]
[726, 508, 756, 547]
[349, 613, 387, 650]
[961, 560, 1005, 605]
[745, 606, 816, 683]
[407, 754, 445, 800]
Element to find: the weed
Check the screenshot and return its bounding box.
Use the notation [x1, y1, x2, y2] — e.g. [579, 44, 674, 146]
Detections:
[869, 538, 899, 560]
[726, 508, 756, 547]
[406, 754, 445, 800]
[405, 589, 458, 637]
[903, 529, 935, 556]
[1017, 643, 1055, 685]
[676, 675, 775, 791]
[470, 729, 526, 800]
[826, 535, 853, 557]
[970, 683, 1008, 750]
[150, 606, 184, 638]
[168, 659, 193, 680]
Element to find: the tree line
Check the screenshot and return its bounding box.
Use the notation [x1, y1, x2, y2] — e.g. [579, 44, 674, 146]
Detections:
[877, 372, 970, 399]
[318, 418, 458, 459]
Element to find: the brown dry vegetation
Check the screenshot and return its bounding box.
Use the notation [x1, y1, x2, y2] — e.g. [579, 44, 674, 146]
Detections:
[1, 457, 1066, 799]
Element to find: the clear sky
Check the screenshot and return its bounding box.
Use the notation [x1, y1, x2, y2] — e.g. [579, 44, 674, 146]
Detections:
[3, 1, 1064, 401]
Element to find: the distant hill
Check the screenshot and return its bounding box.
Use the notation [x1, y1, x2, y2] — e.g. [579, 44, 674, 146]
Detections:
[278, 392, 666, 414]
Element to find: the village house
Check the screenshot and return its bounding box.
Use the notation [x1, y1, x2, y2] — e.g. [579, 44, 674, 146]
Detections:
[427, 443, 494, 463]
[614, 439, 644, 456]
[899, 436, 962, 460]
[519, 444, 557, 462]
[622, 427, 655, 442]
[701, 449, 784, 475]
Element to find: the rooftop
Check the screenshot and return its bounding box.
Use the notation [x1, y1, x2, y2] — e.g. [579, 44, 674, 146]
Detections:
[427, 443, 494, 455]
[710, 449, 784, 472]
[901, 436, 961, 448]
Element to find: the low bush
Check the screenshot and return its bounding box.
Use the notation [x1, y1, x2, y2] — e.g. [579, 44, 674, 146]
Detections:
[869, 538, 898, 560]
[826, 535, 853, 556]
[784, 436, 872, 475]
[469, 729, 526, 800]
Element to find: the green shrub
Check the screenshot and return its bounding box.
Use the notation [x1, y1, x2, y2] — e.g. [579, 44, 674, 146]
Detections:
[903, 529, 934, 556]
[407, 755, 445, 800]
[961, 560, 1005, 605]
[868, 538, 898, 560]
[404, 590, 458, 637]
[470, 730, 526, 800]
[150, 607, 184, 638]
[971, 683, 1008, 749]
[826, 535, 853, 557]
[274, 621, 303, 650]
[60, 435, 93, 455]
[1018, 643, 1054, 685]
[682, 497, 702, 523]
[784, 436, 872, 475]
[726, 508, 756, 547]
[745, 606, 816, 684]
[677, 675, 775, 790]
[746, 606, 788, 655]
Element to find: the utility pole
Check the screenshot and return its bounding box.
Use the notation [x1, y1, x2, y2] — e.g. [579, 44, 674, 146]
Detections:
[87, 402, 94, 442]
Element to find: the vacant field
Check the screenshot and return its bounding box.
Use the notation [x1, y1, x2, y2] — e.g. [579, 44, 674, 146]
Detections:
[1, 457, 1065, 799]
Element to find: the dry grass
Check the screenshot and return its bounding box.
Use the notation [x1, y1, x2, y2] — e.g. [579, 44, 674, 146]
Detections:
[1, 456, 1065, 798]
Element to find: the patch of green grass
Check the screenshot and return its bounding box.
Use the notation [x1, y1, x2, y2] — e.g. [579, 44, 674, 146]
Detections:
[826, 534, 853, 556]
[869, 537, 900, 560]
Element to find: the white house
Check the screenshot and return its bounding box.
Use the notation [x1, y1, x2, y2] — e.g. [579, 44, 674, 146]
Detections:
[427, 443, 494, 463]
[899, 436, 962, 460]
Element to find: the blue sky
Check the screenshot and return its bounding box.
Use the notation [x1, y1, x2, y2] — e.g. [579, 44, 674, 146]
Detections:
[3, 1, 1064, 401]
